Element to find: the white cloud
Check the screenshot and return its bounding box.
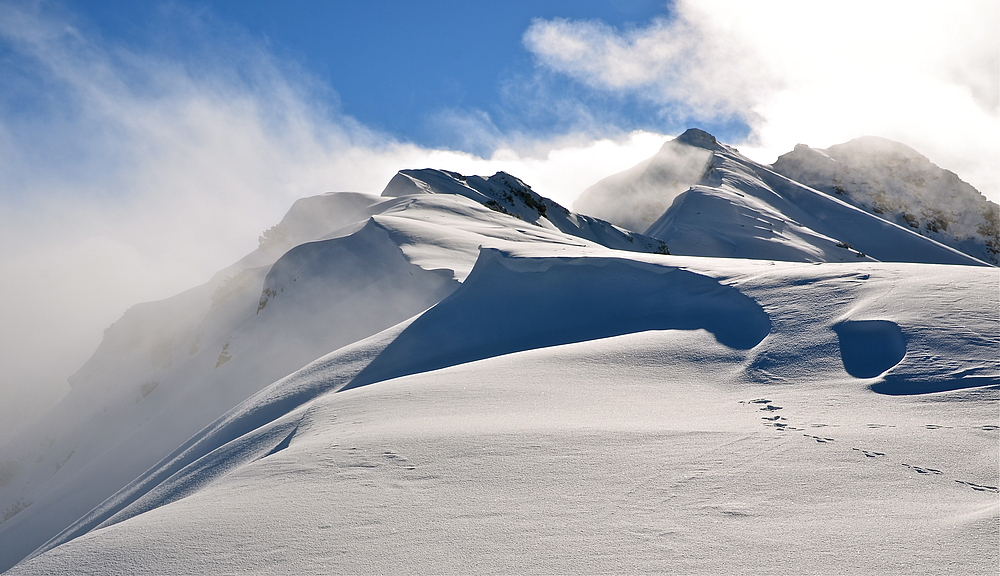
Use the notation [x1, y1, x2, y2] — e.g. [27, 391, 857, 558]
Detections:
[0, 2, 670, 432]
[525, 0, 1000, 202]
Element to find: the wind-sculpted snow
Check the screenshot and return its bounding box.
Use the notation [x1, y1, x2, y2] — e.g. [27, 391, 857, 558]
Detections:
[346, 248, 770, 390]
[11, 254, 998, 574]
[0, 169, 680, 572]
[4, 136, 999, 574]
[833, 320, 907, 378]
[0, 213, 460, 572]
[20, 247, 768, 562]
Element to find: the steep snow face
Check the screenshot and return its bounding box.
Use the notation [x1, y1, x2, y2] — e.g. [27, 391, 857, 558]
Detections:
[772, 137, 1000, 265]
[584, 129, 990, 266]
[347, 248, 770, 389]
[383, 168, 670, 255]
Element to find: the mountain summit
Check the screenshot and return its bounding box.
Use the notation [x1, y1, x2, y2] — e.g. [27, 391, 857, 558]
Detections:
[575, 129, 994, 266]
[772, 136, 999, 265]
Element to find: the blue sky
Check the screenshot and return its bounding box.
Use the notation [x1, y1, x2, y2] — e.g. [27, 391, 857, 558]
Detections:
[0, 0, 997, 420]
[3, 0, 996, 199]
[27, 0, 749, 154]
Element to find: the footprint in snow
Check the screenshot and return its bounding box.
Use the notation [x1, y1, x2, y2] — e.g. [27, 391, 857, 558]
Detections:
[902, 463, 942, 475]
[955, 480, 999, 493]
[803, 434, 834, 443]
[851, 448, 885, 458]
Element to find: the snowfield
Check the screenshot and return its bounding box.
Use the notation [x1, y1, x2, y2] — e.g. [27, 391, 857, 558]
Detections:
[1, 131, 997, 575]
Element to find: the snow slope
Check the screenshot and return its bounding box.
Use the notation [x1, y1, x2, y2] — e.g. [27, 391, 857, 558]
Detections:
[772, 137, 1000, 265]
[2, 145, 998, 574]
[0, 171, 666, 572]
[577, 129, 992, 266]
[10, 249, 998, 575]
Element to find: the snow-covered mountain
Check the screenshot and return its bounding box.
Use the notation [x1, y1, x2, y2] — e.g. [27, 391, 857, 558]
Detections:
[0, 168, 667, 572]
[576, 129, 993, 266]
[771, 137, 1000, 265]
[1, 136, 997, 575]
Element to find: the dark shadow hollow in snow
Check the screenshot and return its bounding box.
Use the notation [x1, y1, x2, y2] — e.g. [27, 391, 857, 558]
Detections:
[263, 426, 297, 458]
[833, 320, 906, 379]
[346, 249, 771, 390]
[871, 374, 1000, 396]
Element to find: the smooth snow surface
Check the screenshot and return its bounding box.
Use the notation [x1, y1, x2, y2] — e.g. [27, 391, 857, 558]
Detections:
[2, 144, 998, 575]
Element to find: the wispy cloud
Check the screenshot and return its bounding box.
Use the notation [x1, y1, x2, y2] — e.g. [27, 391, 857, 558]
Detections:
[524, 12, 772, 122]
[525, 0, 1000, 202]
[0, 1, 670, 431]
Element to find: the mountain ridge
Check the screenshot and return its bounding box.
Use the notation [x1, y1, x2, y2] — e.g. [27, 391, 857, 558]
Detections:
[576, 128, 993, 267]
[1, 131, 997, 574]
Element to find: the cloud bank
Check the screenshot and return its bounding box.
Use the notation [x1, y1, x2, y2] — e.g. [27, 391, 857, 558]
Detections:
[525, 0, 1000, 202]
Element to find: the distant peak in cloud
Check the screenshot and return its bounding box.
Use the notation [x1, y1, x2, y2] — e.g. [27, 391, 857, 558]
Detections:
[524, 0, 1000, 203]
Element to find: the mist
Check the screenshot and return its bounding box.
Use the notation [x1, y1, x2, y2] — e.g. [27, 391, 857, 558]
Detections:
[525, 0, 1000, 204]
[0, 2, 671, 435]
[573, 137, 712, 233]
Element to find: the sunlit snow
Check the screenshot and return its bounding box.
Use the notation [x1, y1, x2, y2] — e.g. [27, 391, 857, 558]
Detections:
[1, 131, 997, 575]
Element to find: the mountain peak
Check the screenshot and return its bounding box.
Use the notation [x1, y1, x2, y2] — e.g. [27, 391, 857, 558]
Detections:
[673, 128, 722, 150]
[829, 135, 925, 162]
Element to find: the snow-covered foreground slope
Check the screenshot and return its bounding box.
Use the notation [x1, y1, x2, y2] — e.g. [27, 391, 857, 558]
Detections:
[10, 247, 999, 575]
[577, 129, 993, 267]
[3, 135, 998, 574]
[0, 170, 665, 572]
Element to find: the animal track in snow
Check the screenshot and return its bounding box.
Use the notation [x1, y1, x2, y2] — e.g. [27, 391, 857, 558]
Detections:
[866, 423, 896, 429]
[923, 424, 953, 430]
[741, 398, 780, 410]
[743, 400, 802, 431]
[955, 480, 999, 493]
[901, 463, 942, 475]
[803, 434, 834, 443]
[851, 448, 885, 458]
